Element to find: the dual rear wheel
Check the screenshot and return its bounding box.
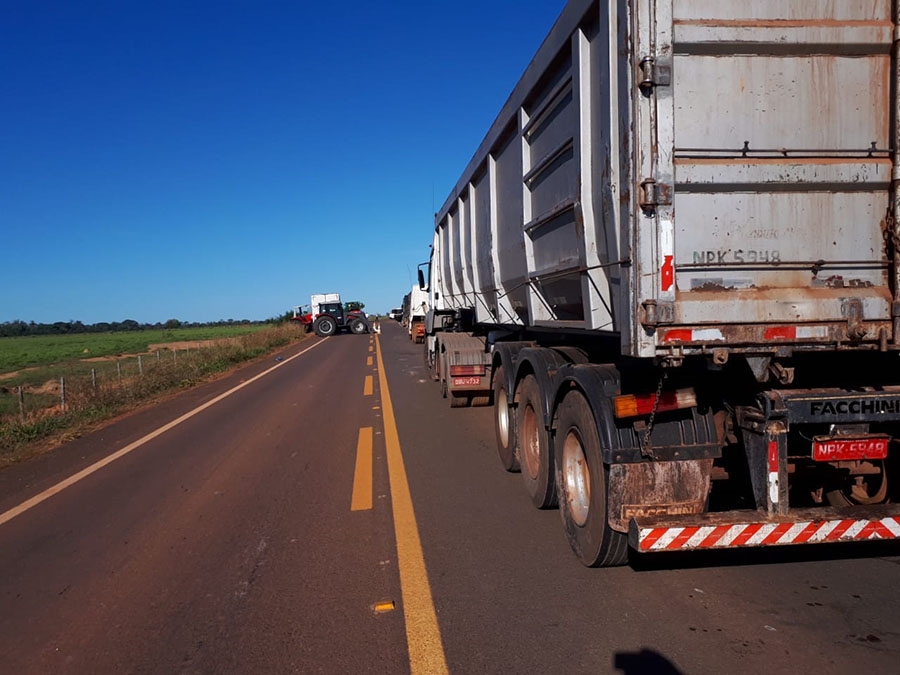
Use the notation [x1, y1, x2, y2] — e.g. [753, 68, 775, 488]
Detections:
[554, 391, 628, 567]
[517, 375, 557, 509]
[492, 365, 519, 472]
[494, 371, 627, 566]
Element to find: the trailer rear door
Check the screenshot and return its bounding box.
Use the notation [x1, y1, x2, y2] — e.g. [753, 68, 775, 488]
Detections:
[634, 0, 897, 356]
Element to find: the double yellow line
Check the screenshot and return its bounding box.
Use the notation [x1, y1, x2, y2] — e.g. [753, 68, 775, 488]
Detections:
[350, 333, 448, 675]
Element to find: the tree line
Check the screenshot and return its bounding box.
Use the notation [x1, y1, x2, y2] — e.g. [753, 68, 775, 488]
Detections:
[0, 318, 267, 338]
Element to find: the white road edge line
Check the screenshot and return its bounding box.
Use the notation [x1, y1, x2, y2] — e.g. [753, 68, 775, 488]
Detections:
[0, 338, 328, 528]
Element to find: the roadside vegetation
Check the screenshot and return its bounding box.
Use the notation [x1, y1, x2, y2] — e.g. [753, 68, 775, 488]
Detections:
[0, 322, 308, 465]
[0, 324, 271, 373]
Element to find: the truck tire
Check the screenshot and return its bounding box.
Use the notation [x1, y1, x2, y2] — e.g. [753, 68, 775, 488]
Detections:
[554, 390, 628, 567]
[825, 460, 889, 506]
[439, 352, 448, 398]
[517, 375, 557, 508]
[313, 315, 337, 337]
[350, 318, 368, 334]
[493, 365, 519, 472]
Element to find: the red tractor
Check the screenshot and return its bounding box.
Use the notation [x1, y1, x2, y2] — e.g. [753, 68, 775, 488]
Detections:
[291, 294, 369, 337]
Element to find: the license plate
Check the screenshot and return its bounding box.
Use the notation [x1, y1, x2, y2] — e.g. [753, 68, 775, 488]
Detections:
[452, 376, 481, 387]
[812, 436, 889, 461]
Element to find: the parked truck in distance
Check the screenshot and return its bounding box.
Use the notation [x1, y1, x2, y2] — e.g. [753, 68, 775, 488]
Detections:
[406, 284, 428, 344]
[421, 0, 900, 566]
[292, 293, 369, 337]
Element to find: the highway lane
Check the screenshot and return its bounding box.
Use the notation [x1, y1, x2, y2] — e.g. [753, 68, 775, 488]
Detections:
[0, 320, 899, 674]
[381, 321, 900, 675]
[0, 332, 411, 674]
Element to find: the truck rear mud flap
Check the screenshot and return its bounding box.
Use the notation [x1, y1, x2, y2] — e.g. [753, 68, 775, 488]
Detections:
[629, 506, 900, 553]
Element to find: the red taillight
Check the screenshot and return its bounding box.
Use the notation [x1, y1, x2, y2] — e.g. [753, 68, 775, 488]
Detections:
[613, 388, 697, 419]
[449, 364, 485, 377]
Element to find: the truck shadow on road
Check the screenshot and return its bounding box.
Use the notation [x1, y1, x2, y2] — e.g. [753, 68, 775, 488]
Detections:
[613, 648, 683, 674]
[627, 539, 900, 572]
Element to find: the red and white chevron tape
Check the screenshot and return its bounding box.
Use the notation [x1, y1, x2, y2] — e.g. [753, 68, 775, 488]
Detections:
[636, 517, 900, 552]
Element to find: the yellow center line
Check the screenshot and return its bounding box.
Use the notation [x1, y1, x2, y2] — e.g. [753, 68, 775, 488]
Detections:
[363, 375, 373, 396]
[367, 356, 373, 367]
[351, 427, 373, 511]
[375, 334, 448, 675]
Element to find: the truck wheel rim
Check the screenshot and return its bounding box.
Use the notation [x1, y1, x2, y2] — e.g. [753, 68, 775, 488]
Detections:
[562, 429, 590, 527]
[496, 387, 509, 448]
[522, 404, 540, 479]
[828, 460, 889, 505]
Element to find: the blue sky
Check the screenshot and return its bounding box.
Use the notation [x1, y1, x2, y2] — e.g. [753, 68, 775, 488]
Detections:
[2, 0, 567, 324]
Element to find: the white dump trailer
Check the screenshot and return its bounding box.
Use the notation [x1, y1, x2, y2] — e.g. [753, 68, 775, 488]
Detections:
[421, 0, 900, 565]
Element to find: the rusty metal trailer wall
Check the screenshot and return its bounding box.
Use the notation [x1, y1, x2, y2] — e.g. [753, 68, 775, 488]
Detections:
[431, 0, 898, 360]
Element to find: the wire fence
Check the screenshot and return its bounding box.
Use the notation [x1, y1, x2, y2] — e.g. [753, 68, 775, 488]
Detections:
[0, 326, 306, 453]
[5, 346, 200, 416]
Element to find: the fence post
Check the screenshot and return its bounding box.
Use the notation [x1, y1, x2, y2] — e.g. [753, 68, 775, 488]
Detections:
[117, 361, 122, 380]
[157, 350, 160, 362]
[60, 377, 66, 412]
[18, 385, 24, 418]
[174, 349, 177, 363]
[138, 354, 143, 376]
[92, 368, 97, 389]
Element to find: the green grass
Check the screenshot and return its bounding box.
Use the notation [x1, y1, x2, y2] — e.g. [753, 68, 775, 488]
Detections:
[0, 324, 310, 462]
[1, 354, 161, 393]
[0, 325, 269, 374]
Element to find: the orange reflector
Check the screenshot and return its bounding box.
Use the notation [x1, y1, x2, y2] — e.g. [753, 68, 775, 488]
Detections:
[662, 329, 693, 343]
[449, 364, 485, 377]
[764, 326, 797, 340]
[614, 388, 697, 419]
[373, 600, 396, 614]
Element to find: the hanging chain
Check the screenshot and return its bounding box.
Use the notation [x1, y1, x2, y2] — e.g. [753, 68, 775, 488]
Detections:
[641, 370, 666, 459]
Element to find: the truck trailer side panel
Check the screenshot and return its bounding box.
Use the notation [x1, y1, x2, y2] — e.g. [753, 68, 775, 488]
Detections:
[423, 0, 900, 566]
[432, 0, 896, 356]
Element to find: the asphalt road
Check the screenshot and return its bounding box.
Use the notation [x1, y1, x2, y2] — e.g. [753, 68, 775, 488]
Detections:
[0, 320, 898, 674]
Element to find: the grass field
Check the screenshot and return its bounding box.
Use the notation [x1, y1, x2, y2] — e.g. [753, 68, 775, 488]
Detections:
[0, 324, 309, 461]
[0, 325, 270, 375]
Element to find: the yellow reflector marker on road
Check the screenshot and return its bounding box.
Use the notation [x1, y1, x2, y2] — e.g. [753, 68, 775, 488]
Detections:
[373, 600, 396, 614]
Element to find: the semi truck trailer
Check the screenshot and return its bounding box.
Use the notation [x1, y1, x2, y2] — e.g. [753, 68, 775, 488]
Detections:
[421, 0, 900, 566]
[407, 284, 428, 343]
